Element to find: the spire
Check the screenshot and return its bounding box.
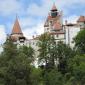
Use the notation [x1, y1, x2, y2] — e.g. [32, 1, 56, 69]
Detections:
[51, 3, 57, 11]
[12, 16, 23, 35]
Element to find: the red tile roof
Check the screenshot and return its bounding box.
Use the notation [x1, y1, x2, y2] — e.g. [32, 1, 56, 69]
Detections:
[44, 13, 52, 27]
[12, 17, 23, 34]
[77, 16, 85, 22]
[53, 22, 62, 30]
[47, 13, 52, 20]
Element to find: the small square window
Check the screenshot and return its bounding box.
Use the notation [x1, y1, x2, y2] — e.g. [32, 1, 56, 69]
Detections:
[50, 21, 53, 24]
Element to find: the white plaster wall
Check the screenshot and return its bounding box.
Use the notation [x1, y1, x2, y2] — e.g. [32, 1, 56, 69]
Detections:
[54, 34, 65, 40]
[65, 26, 80, 47]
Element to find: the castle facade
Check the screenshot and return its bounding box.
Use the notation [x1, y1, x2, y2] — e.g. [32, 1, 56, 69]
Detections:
[9, 4, 85, 49]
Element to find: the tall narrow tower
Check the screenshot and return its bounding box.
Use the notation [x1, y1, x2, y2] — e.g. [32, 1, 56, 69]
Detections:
[51, 3, 58, 18]
[44, 3, 65, 43]
[44, 3, 63, 33]
[12, 16, 23, 35]
[10, 16, 26, 44]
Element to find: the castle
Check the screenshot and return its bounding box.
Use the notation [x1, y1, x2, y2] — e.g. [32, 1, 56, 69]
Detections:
[9, 3, 85, 49]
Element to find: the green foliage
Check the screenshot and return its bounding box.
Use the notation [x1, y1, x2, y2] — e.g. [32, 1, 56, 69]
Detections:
[57, 41, 75, 74]
[74, 29, 85, 53]
[0, 30, 85, 85]
[64, 54, 85, 85]
[3, 38, 17, 58]
[38, 33, 51, 64]
[43, 69, 63, 85]
[19, 46, 35, 63]
[72, 55, 85, 84]
[38, 33, 57, 68]
[0, 38, 34, 85]
[31, 67, 44, 85]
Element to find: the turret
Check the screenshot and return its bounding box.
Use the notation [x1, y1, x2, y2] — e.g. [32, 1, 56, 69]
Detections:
[51, 3, 58, 18]
[10, 16, 26, 45]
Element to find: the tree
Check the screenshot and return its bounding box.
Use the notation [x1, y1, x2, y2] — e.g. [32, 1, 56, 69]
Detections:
[43, 69, 63, 85]
[57, 41, 75, 74]
[38, 33, 57, 68]
[2, 37, 18, 59]
[74, 29, 85, 54]
[72, 55, 85, 85]
[19, 46, 35, 64]
[38, 33, 50, 65]
[30, 67, 44, 85]
[64, 54, 85, 85]
[0, 38, 17, 85]
[0, 38, 34, 85]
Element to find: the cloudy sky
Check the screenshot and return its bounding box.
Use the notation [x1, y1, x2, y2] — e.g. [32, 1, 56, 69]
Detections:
[0, 0, 85, 44]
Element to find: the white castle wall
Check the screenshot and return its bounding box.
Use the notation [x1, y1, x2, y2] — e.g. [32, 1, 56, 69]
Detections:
[65, 25, 80, 47]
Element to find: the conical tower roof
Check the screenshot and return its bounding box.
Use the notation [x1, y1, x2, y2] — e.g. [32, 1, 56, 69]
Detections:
[12, 16, 23, 35]
[51, 3, 57, 11]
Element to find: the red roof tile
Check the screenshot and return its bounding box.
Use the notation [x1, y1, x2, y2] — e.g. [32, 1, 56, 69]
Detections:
[44, 13, 52, 27]
[77, 16, 85, 22]
[53, 22, 62, 30]
[12, 17, 23, 34]
[47, 13, 52, 20]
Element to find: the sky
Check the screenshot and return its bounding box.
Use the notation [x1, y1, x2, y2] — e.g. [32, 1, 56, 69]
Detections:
[0, 0, 85, 45]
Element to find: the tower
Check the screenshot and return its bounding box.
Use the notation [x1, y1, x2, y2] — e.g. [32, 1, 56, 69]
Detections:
[77, 16, 85, 29]
[44, 3, 65, 43]
[51, 3, 58, 18]
[44, 3, 63, 33]
[10, 16, 26, 45]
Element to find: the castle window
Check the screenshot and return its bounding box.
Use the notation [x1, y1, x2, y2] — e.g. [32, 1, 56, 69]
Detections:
[51, 11, 58, 18]
[50, 21, 53, 24]
[56, 34, 59, 38]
